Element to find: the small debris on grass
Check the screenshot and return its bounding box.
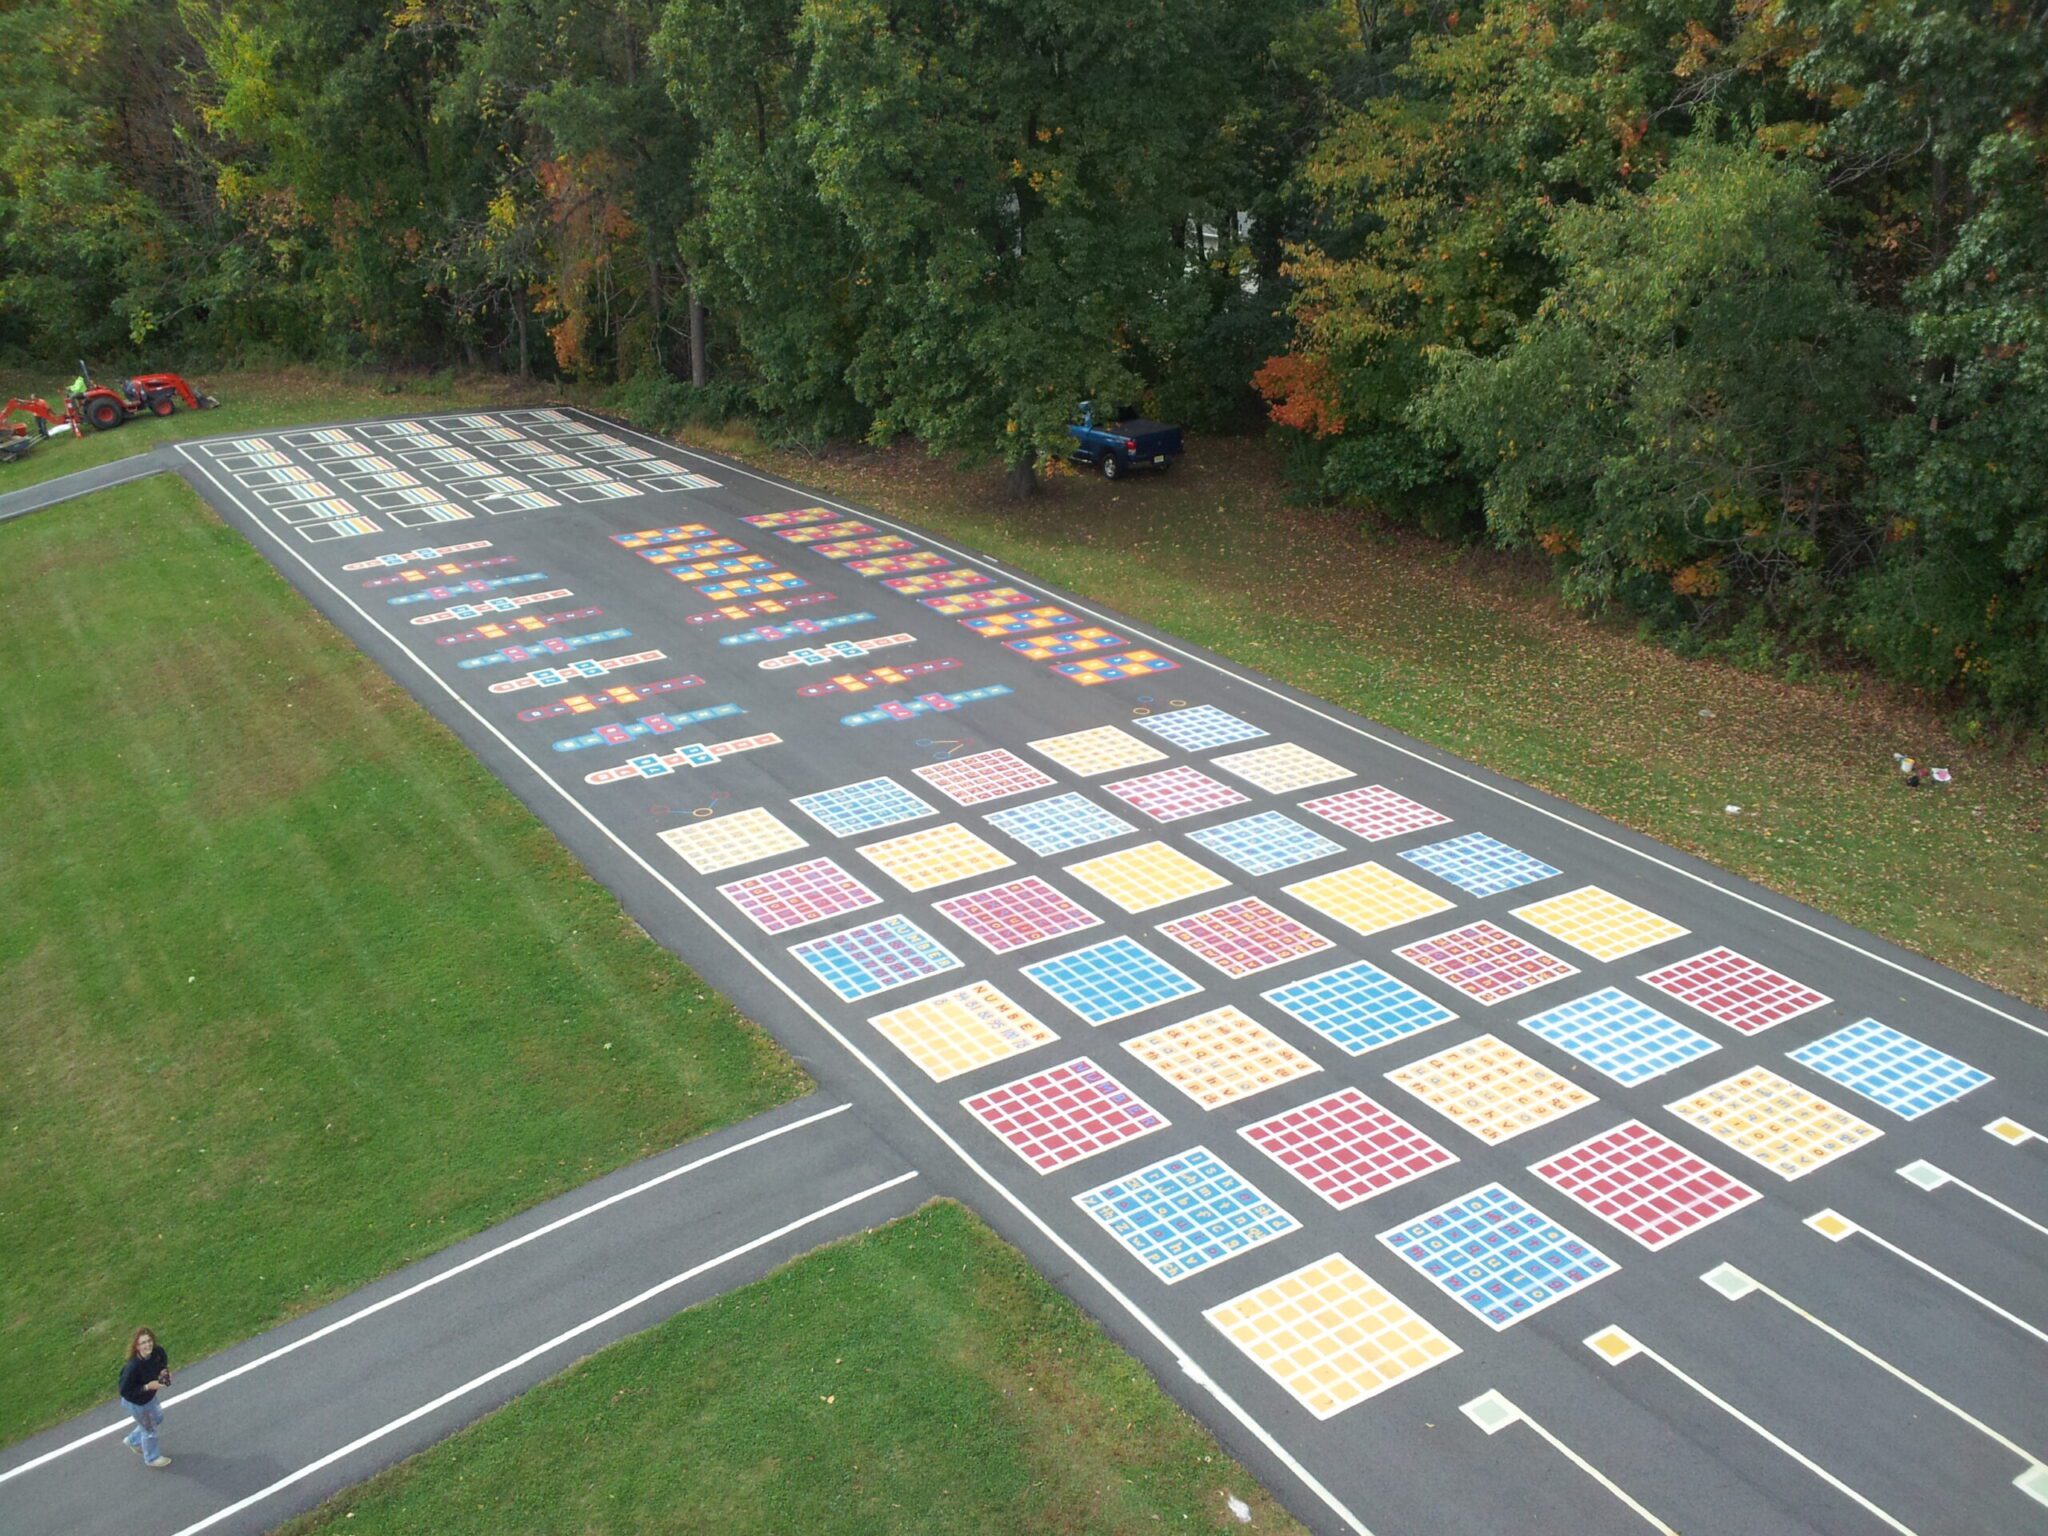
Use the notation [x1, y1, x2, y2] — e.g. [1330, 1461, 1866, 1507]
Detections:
[1225, 1493, 1252, 1523]
[1724, 805, 1741, 815]
[1698, 708, 1715, 719]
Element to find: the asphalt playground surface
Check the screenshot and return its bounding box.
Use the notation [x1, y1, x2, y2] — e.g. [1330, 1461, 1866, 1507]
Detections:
[4, 409, 2046, 1535]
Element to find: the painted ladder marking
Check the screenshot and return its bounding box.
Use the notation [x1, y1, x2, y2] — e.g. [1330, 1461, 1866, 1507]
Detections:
[1898, 1160, 2048, 1237]
[1459, 1390, 1675, 1533]
[1805, 1210, 2048, 1346]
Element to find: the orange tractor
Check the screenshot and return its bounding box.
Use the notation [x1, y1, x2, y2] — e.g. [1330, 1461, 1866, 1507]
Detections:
[4, 360, 219, 463]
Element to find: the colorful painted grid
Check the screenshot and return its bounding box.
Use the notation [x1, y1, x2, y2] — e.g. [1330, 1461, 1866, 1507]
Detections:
[916, 585, 1025, 615]
[1100, 765, 1249, 824]
[774, 519, 875, 544]
[1399, 833, 1561, 899]
[1787, 1019, 1990, 1120]
[632, 539, 745, 563]
[1077, 1147, 1300, 1284]
[1005, 627, 1128, 661]
[794, 659, 961, 697]
[1186, 811, 1342, 878]
[697, 573, 807, 601]
[1063, 841, 1231, 914]
[1241, 1087, 1455, 1208]
[867, 981, 1058, 1082]
[1394, 921, 1579, 1006]
[817, 534, 915, 559]
[1379, 1183, 1616, 1331]
[963, 1057, 1167, 1173]
[932, 875, 1101, 954]
[1211, 742, 1354, 795]
[1281, 861, 1454, 938]
[1262, 962, 1457, 1057]
[1511, 886, 1689, 962]
[1299, 785, 1451, 842]
[960, 606, 1077, 638]
[983, 793, 1136, 858]
[1530, 1120, 1760, 1251]
[1123, 1006, 1320, 1109]
[1206, 1255, 1460, 1420]
[790, 776, 935, 838]
[857, 822, 1014, 892]
[581, 731, 781, 785]
[515, 676, 703, 720]
[1055, 650, 1180, 686]
[718, 858, 881, 934]
[686, 594, 838, 626]
[1665, 1067, 1882, 1179]
[1157, 898, 1333, 979]
[1640, 948, 1831, 1035]
[1132, 705, 1267, 753]
[1021, 936, 1202, 1026]
[882, 570, 992, 595]
[1518, 988, 1717, 1087]
[849, 552, 950, 577]
[839, 684, 1014, 727]
[913, 748, 1056, 806]
[788, 914, 962, 1002]
[1387, 1034, 1596, 1145]
[658, 806, 808, 875]
[741, 507, 836, 528]
[1027, 724, 1167, 777]
[435, 609, 601, 645]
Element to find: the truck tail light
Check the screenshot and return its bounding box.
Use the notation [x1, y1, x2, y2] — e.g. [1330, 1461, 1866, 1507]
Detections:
[1123, 437, 1137, 450]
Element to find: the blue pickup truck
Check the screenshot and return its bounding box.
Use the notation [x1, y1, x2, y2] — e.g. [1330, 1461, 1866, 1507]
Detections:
[1067, 401, 1183, 481]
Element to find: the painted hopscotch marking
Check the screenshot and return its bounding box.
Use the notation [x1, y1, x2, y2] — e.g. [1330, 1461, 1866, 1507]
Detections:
[483, 650, 664, 694]
[387, 573, 548, 606]
[839, 685, 1015, 727]
[410, 590, 576, 626]
[687, 593, 838, 626]
[362, 556, 514, 587]
[463, 630, 635, 672]
[433, 609, 603, 646]
[551, 702, 746, 753]
[1054, 650, 1181, 686]
[582, 732, 782, 786]
[516, 676, 704, 721]
[719, 612, 873, 646]
[343, 541, 494, 571]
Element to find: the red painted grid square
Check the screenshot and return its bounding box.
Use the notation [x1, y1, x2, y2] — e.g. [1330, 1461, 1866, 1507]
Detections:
[1394, 921, 1578, 1005]
[716, 858, 881, 935]
[1240, 1087, 1455, 1208]
[963, 1058, 1167, 1173]
[914, 748, 1057, 806]
[1157, 897, 1334, 979]
[1101, 765, 1250, 824]
[1531, 1120, 1760, 1250]
[1299, 785, 1451, 842]
[1639, 948, 1831, 1035]
[933, 875, 1103, 954]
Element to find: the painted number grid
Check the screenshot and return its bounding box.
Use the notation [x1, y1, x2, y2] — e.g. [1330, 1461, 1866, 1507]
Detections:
[913, 748, 1056, 806]
[1664, 1068, 1882, 1179]
[964, 1057, 1167, 1172]
[1282, 862, 1454, 937]
[1394, 921, 1579, 1006]
[1064, 841, 1232, 914]
[1517, 988, 1718, 1086]
[1027, 725, 1168, 777]
[1640, 948, 1831, 1035]
[1379, 1183, 1615, 1331]
[1511, 886, 1690, 962]
[1241, 1087, 1455, 1208]
[932, 875, 1102, 953]
[1077, 1147, 1300, 1284]
[791, 776, 935, 838]
[1100, 765, 1249, 823]
[1387, 1034, 1596, 1144]
[983, 793, 1136, 857]
[857, 822, 1014, 892]
[1021, 936, 1202, 1026]
[1787, 1019, 1991, 1119]
[1531, 1120, 1760, 1251]
[1132, 705, 1268, 752]
[717, 858, 880, 934]
[867, 981, 1058, 1082]
[658, 807, 808, 874]
[1122, 1006, 1321, 1109]
[1187, 810, 1344, 878]
[1156, 897, 1333, 978]
[1399, 833, 1560, 899]
[1262, 962, 1457, 1056]
[1299, 785, 1451, 842]
[1210, 742, 1354, 794]
[789, 914, 961, 1002]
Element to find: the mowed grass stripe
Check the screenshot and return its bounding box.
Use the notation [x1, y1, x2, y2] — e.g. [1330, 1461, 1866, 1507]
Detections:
[0, 478, 805, 1444]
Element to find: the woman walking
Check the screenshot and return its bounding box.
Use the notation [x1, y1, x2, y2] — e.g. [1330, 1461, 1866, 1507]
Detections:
[118, 1327, 172, 1468]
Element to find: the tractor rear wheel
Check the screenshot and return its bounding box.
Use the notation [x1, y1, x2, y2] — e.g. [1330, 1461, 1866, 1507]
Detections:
[85, 396, 125, 431]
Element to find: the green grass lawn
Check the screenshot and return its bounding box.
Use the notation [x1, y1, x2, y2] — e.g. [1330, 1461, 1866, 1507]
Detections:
[0, 474, 805, 1444]
[282, 1201, 1306, 1536]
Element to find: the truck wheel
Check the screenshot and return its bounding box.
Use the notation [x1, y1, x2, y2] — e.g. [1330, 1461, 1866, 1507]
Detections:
[1100, 453, 1120, 482]
[85, 396, 125, 431]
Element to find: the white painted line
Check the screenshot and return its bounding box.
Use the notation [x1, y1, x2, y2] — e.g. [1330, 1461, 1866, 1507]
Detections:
[1459, 1390, 1676, 1532]
[1583, 1323, 1918, 1535]
[569, 407, 2048, 1044]
[164, 1170, 921, 1536]
[174, 444, 1378, 1536]
[1804, 1210, 2048, 1347]
[0, 1100, 854, 1485]
[1701, 1263, 2043, 1467]
[1898, 1160, 2048, 1237]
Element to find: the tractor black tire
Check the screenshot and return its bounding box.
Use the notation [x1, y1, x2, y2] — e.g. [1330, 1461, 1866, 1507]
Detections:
[1100, 452, 1121, 482]
[85, 396, 125, 432]
[148, 393, 176, 418]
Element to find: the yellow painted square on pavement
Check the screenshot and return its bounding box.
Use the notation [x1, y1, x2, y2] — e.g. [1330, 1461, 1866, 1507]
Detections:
[1064, 841, 1231, 913]
[1665, 1068, 1882, 1180]
[857, 822, 1014, 892]
[1027, 725, 1168, 778]
[658, 807, 808, 875]
[868, 981, 1058, 1082]
[1510, 886, 1690, 961]
[1210, 742, 1355, 795]
[1282, 862, 1454, 936]
[1205, 1254, 1459, 1419]
[1386, 1033, 1596, 1144]
[1122, 1005, 1321, 1109]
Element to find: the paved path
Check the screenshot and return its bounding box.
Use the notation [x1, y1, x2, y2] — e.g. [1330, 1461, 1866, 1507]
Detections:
[0, 1100, 922, 1535]
[6, 410, 2045, 1535]
[0, 450, 177, 523]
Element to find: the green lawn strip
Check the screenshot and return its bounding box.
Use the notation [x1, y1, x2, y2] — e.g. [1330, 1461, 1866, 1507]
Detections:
[0, 476, 806, 1445]
[282, 1201, 1305, 1536]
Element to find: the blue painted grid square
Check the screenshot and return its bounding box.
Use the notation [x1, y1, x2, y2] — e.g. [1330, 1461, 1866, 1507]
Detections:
[1518, 987, 1717, 1087]
[1261, 961, 1456, 1056]
[1788, 1018, 1991, 1120]
[1187, 811, 1344, 878]
[788, 914, 961, 1002]
[1132, 705, 1268, 753]
[1379, 1183, 1616, 1331]
[1076, 1146, 1299, 1284]
[1023, 935, 1201, 1025]
[790, 776, 935, 838]
[984, 792, 1135, 857]
[1399, 833, 1561, 898]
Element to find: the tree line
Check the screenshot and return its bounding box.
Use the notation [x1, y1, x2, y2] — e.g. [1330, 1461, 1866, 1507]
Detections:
[2, 0, 2041, 725]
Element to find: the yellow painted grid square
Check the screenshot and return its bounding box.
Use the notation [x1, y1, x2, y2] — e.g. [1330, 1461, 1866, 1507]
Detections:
[1665, 1067, 1883, 1180]
[857, 822, 1015, 892]
[658, 807, 808, 875]
[1064, 841, 1231, 914]
[1211, 742, 1355, 795]
[1122, 1005, 1321, 1109]
[1027, 725, 1168, 778]
[1510, 886, 1690, 961]
[868, 981, 1058, 1082]
[1386, 1033, 1596, 1144]
[1281, 862, 1454, 937]
[1206, 1254, 1459, 1420]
